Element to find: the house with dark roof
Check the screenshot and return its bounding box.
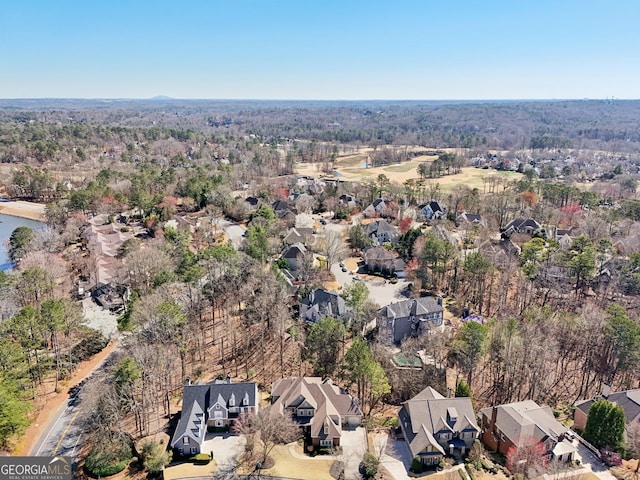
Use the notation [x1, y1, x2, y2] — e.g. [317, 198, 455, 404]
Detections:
[282, 243, 307, 271]
[573, 389, 640, 432]
[379, 297, 444, 344]
[300, 289, 348, 322]
[502, 218, 542, 237]
[272, 200, 296, 221]
[170, 378, 258, 456]
[480, 400, 576, 462]
[244, 196, 260, 210]
[366, 219, 399, 245]
[338, 194, 357, 209]
[455, 212, 486, 228]
[419, 200, 446, 220]
[552, 226, 574, 249]
[270, 377, 363, 449]
[399, 386, 479, 468]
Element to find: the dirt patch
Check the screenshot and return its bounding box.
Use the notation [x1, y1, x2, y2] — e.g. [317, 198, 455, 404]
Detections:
[13, 340, 119, 455]
[0, 200, 46, 221]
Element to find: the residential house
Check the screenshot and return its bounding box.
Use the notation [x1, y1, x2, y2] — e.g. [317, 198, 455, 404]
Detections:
[366, 219, 399, 245]
[573, 388, 640, 432]
[480, 400, 576, 462]
[363, 198, 396, 218]
[81, 214, 136, 287]
[399, 387, 479, 468]
[171, 378, 259, 456]
[300, 289, 348, 322]
[270, 377, 363, 449]
[282, 243, 308, 271]
[364, 246, 399, 276]
[245, 196, 260, 210]
[338, 194, 357, 209]
[455, 212, 486, 229]
[272, 200, 296, 222]
[379, 297, 444, 344]
[419, 200, 446, 220]
[502, 218, 542, 237]
[283, 227, 315, 246]
[552, 227, 574, 249]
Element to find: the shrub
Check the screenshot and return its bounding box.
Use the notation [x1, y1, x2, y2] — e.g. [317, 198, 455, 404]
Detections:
[84, 435, 133, 477]
[411, 456, 423, 473]
[359, 452, 379, 479]
[191, 453, 211, 465]
[139, 439, 172, 474]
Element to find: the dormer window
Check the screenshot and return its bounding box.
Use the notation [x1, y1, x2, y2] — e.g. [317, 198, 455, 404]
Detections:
[243, 392, 249, 406]
[229, 394, 235, 407]
[183, 436, 189, 445]
[324, 423, 329, 434]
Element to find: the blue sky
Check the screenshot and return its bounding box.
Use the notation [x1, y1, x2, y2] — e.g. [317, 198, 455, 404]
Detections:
[1, 1, 638, 99]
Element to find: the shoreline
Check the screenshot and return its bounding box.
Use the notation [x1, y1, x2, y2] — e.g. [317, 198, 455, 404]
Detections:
[0, 200, 46, 222]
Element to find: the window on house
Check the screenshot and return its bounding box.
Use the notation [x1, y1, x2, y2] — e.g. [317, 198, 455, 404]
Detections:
[320, 439, 333, 447]
[243, 393, 249, 405]
[190, 448, 197, 455]
[215, 420, 223, 427]
[324, 423, 329, 434]
[229, 394, 235, 407]
[183, 436, 189, 445]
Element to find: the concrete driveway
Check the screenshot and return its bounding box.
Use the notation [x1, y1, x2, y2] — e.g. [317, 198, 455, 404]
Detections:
[374, 433, 411, 480]
[200, 434, 246, 475]
[340, 427, 367, 480]
[218, 219, 246, 250]
[572, 438, 618, 480]
[330, 261, 409, 308]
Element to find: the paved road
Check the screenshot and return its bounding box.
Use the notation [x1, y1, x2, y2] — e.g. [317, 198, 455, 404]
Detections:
[31, 393, 86, 458]
[30, 347, 118, 459]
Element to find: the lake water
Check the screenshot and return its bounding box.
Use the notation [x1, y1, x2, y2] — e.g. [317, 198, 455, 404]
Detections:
[0, 213, 44, 270]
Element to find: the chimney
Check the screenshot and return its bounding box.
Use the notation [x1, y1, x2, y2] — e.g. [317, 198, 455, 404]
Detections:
[491, 406, 498, 426]
[226, 374, 231, 384]
[185, 377, 191, 386]
[437, 295, 443, 306]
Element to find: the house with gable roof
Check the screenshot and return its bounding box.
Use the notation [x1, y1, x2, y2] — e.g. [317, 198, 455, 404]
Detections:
[573, 388, 640, 432]
[366, 219, 399, 245]
[299, 288, 349, 323]
[170, 378, 258, 456]
[455, 212, 486, 229]
[502, 218, 542, 237]
[419, 200, 446, 220]
[480, 400, 576, 462]
[379, 297, 444, 344]
[270, 377, 363, 449]
[398, 386, 479, 468]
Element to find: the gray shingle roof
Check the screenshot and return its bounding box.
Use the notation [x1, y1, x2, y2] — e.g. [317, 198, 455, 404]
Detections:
[300, 289, 348, 320]
[171, 381, 258, 449]
[575, 389, 640, 425]
[381, 297, 443, 320]
[480, 400, 567, 447]
[399, 386, 478, 458]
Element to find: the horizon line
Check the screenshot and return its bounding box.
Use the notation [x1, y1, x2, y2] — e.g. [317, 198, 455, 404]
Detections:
[0, 97, 634, 102]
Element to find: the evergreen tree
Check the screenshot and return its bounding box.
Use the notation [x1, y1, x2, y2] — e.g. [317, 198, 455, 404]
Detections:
[583, 399, 626, 451]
